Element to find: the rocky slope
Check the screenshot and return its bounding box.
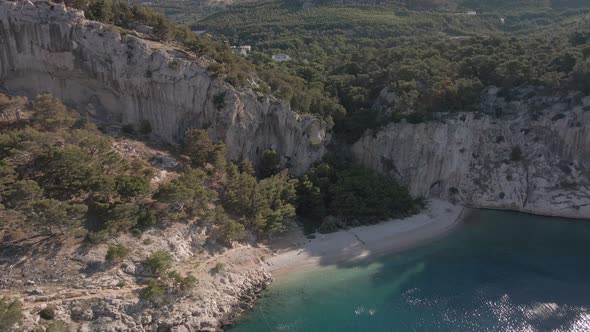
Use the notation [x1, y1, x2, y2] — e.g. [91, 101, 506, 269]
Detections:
[353, 87, 590, 219]
[0, 0, 328, 175]
[2, 220, 273, 332]
[0, 95, 275, 331]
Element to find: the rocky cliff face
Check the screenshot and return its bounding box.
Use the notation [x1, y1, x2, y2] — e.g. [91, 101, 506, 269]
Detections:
[353, 87, 590, 219]
[0, 0, 328, 175]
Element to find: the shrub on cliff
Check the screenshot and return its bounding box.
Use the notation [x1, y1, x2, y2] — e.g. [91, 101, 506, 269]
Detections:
[146, 250, 173, 275]
[39, 305, 56, 320]
[115, 175, 151, 198]
[167, 270, 198, 293]
[27, 199, 88, 236]
[183, 129, 226, 171]
[0, 297, 22, 331]
[155, 167, 217, 221]
[105, 244, 130, 264]
[206, 206, 246, 245]
[213, 92, 226, 110]
[141, 279, 167, 303]
[3, 180, 43, 209]
[259, 149, 280, 179]
[85, 0, 114, 23]
[141, 267, 197, 304]
[31, 94, 77, 132]
[212, 262, 225, 274]
[221, 219, 247, 245]
[141, 269, 196, 303]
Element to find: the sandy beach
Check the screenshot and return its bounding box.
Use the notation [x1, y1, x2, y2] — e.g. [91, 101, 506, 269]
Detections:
[266, 199, 466, 275]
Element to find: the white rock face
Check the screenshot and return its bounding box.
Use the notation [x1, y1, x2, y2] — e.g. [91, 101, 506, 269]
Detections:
[353, 88, 590, 219]
[0, 0, 329, 174]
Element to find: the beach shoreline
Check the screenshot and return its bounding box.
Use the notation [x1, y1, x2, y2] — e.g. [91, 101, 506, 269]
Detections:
[265, 199, 467, 276]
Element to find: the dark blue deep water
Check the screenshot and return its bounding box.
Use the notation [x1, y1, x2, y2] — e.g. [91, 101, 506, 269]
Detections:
[229, 209, 590, 332]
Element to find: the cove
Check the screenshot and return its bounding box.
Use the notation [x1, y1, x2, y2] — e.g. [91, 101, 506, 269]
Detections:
[229, 209, 590, 332]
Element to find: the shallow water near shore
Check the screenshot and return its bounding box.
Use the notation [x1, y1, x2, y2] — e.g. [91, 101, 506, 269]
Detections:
[229, 209, 590, 332]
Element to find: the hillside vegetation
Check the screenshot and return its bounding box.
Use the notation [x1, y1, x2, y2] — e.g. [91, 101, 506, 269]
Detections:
[60, 0, 344, 124]
[0, 93, 417, 247]
[59, 0, 590, 137]
[195, 0, 590, 140]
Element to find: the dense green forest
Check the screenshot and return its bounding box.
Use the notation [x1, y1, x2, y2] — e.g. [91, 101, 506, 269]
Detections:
[62, 0, 590, 132]
[186, 0, 589, 138]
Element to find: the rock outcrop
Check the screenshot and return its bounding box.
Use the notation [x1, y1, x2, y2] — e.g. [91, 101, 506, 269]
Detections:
[353, 87, 590, 219]
[3, 218, 273, 332]
[0, 0, 329, 174]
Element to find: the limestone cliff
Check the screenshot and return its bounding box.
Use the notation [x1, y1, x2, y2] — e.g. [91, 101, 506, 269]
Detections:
[0, 0, 328, 175]
[353, 87, 590, 219]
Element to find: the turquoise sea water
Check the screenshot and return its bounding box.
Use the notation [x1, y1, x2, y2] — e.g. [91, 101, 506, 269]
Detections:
[229, 209, 590, 332]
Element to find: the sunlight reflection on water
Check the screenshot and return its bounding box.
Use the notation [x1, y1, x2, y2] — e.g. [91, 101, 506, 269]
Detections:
[230, 210, 590, 332]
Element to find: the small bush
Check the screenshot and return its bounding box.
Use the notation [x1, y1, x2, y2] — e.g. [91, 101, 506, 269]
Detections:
[208, 63, 225, 78]
[259, 149, 280, 178]
[212, 262, 224, 274]
[4, 180, 43, 209]
[131, 228, 143, 238]
[146, 250, 173, 275]
[178, 273, 198, 292]
[105, 245, 129, 264]
[39, 306, 56, 320]
[141, 279, 167, 303]
[0, 297, 22, 331]
[221, 220, 246, 245]
[169, 271, 198, 293]
[137, 209, 158, 229]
